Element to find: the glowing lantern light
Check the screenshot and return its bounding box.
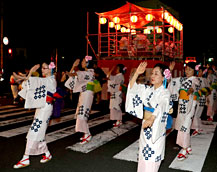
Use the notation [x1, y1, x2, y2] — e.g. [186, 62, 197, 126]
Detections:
[164, 12, 169, 20]
[176, 22, 180, 30]
[121, 27, 126, 33]
[131, 15, 138, 23]
[115, 24, 121, 30]
[156, 28, 162, 33]
[173, 20, 178, 28]
[145, 14, 153, 21]
[143, 29, 151, 34]
[109, 22, 115, 28]
[167, 16, 173, 24]
[99, 17, 107, 24]
[131, 29, 136, 34]
[113, 17, 120, 24]
[178, 24, 183, 31]
[168, 27, 174, 33]
[126, 28, 130, 33]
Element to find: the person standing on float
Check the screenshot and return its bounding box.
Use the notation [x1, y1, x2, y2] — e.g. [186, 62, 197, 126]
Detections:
[126, 62, 171, 172]
[13, 62, 56, 168]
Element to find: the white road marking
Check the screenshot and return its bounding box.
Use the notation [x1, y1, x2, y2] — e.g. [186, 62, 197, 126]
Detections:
[169, 122, 217, 172]
[66, 120, 138, 153]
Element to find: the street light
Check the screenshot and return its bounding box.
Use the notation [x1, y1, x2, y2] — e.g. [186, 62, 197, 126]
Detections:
[3, 37, 8, 45]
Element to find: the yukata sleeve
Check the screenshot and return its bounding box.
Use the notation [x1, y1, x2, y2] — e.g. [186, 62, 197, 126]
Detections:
[23, 77, 48, 109]
[18, 80, 28, 99]
[65, 76, 77, 91]
[109, 74, 124, 84]
[168, 77, 181, 101]
[125, 82, 147, 119]
[151, 90, 171, 143]
[77, 70, 94, 82]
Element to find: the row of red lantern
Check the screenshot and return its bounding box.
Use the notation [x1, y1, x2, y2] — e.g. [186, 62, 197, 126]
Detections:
[163, 11, 183, 31]
[99, 12, 183, 31]
[99, 14, 154, 25]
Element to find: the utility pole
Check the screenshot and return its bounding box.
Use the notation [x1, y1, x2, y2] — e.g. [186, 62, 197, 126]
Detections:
[0, 1, 3, 69]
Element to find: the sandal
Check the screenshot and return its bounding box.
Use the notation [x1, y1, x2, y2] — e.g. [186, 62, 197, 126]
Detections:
[177, 150, 188, 161]
[80, 134, 92, 145]
[192, 130, 199, 136]
[186, 147, 192, 155]
[13, 158, 30, 169]
[40, 154, 52, 163]
[113, 121, 122, 128]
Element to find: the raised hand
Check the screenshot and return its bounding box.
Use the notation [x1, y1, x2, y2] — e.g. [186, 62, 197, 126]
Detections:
[29, 64, 40, 74]
[13, 72, 27, 81]
[130, 61, 147, 88]
[169, 61, 175, 71]
[73, 59, 80, 67]
[136, 61, 147, 75]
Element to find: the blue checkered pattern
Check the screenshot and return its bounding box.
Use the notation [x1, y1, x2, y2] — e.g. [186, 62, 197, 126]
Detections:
[143, 127, 152, 140]
[31, 118, 43, 132]
[34, 85, 46, 100]
[142, 144, 155, 160]
[161, 112, 167, 123]
[132, 95, 142, 108]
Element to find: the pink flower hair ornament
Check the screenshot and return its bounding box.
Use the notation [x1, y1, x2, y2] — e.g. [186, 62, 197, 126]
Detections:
[49, 62, 56, 69]
[163, 69, 172, 80]
[85, 56, 92, 62]
[195, 64, 201, 71]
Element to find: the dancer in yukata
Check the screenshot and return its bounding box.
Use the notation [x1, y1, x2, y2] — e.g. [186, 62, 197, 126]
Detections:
[126, 62, 171, 172]
[13, 62, 57, 168]
[107, 64, 125, 127]
[168, 62, 199, 161]
[65, 56, 96, 144]
[191, 65, 209, 136]
[206, 67, 217, 121]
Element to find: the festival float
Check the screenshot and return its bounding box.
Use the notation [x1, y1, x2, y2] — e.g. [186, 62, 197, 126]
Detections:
[86, 2, 184, 81]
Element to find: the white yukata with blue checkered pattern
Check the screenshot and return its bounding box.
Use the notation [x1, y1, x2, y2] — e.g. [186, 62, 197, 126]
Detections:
[126, 83, 170, 165]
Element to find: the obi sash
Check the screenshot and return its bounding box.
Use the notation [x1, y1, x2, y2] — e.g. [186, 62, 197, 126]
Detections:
[46, 91, 63, 104]
[143, 106, 155, 120]
[143, 106, 155, 113]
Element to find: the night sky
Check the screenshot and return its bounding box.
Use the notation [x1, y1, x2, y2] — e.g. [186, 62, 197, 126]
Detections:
[2, 0, 217, 70]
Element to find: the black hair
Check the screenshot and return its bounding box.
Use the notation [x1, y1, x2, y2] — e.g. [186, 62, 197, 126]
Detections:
[186, 62, 196, 75]
[186, 62, 196, 70]
[117, 64, 126, 74]
[154, 63, 169, 77]
[86, 60, 94, 69]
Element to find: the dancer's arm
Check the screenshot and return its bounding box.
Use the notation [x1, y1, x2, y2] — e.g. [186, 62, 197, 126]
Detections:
[129, 61, 147, 89]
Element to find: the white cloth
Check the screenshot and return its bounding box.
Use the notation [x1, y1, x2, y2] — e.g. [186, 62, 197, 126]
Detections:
[23, 76, 56, 155]
[171, 76, 199, 133]
[192, 77, 209, 130]
[19, 76, 56, 109]
[108, 73, 124, 120]
[126, 83, 170, 165]
[65, 69, 94, 93]
[71, 69, 95, 134]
